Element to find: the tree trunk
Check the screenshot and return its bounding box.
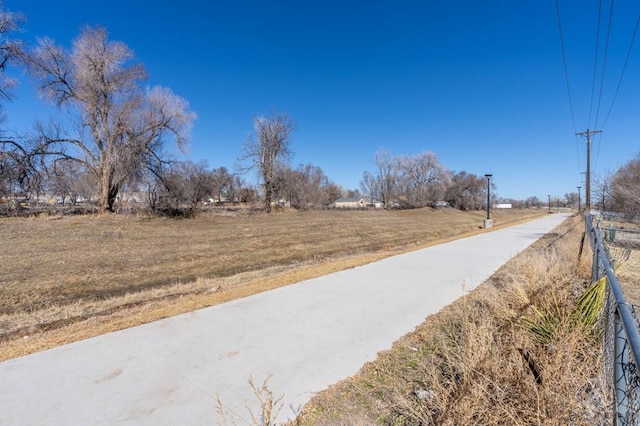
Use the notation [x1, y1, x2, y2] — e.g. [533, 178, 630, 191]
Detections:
[99, 168, 120, 213]
[264, 180, 272, 213]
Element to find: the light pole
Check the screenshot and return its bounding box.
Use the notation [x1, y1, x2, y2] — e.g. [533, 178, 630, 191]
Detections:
[484, 174, 492, 228]
[577, 186, 581, 213]
[548, 194, 551, 213]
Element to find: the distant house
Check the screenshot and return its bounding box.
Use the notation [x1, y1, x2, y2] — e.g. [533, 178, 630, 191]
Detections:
[335, 197, 367, 209]
[495, 203, 512, 209]
[122, 192, 147, 204]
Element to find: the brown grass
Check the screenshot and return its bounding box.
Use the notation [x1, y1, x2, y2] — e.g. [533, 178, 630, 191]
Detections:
[617, 251, 640, 306]
[293, 215, 610, 425]
[0, 207, 544, 361]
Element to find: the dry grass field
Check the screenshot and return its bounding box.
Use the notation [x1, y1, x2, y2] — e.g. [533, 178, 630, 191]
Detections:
[0, 207, 544, 361]
[612, 245, 640, 306]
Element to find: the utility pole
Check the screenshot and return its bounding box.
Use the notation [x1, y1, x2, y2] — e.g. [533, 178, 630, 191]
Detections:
[577, 186, 581, 213]
[576, 129, 602, 212]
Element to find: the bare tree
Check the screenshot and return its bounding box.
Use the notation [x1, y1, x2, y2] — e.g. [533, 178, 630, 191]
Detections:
[360, 170, 379, 203]
[525, 196, 541, 209]
[162, 160, 214, 212]
[444, 171, 486, 211]
[211, 166, 233, 203]
[48, 159, 76, 205]
[564, 192, 578, 210]
[0, 3, 29, 204]
[374, 148, 399, 208]
[241, 112, 295, 212]
[593, 173, 613, 211]
[361, 150, 451, 209]
[225, 174, 244, 203]
[24, 26, 195, 213]
[279, 163, 337, 209]
[612, 154, 640, 214]
[397, 151, 450, 207]
[0, 1, 22, 105]
[345, 188, 360, 198]
[0, 140, 26, 197]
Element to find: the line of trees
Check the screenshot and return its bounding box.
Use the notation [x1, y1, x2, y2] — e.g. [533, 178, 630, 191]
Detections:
[359, 149, 497, 210]
[6, 3, 628, 217]
[0, 6, 344, 216]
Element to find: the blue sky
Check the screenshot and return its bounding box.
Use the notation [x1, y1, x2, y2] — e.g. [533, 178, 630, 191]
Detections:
[4, 1, 640, 201]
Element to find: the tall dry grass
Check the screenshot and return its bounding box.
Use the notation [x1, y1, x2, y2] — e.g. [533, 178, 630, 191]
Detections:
[296, 216, 610, 425]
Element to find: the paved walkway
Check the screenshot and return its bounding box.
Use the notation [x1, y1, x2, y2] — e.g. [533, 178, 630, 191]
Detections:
[0, 213, 570, 425]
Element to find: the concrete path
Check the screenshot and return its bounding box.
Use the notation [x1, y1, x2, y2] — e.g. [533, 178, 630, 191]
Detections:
[0, 213, 570, 425]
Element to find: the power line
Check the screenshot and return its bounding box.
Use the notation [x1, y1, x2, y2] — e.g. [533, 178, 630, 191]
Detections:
[601, 15, 640, 129]
[593, 0, 615, 176]
[588, 0, 603, 128]
[594, 0, 616, 130]
[555, 0, 578, 133]
[554, 0, 582, 175]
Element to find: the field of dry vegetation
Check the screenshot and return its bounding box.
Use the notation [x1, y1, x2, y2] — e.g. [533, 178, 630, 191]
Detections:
[294, 214, 613, 425]
[0, 207, 544, 361]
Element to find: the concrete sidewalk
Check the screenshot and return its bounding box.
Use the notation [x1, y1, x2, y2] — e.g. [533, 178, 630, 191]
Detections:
[0, 213, 570, 425]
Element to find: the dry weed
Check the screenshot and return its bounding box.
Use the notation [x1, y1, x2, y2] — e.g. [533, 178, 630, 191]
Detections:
[215, 375, 284, 426]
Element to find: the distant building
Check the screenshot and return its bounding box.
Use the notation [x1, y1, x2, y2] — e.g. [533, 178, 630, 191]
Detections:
[335, 197, 366, 209]
[495, 203, 512, 209]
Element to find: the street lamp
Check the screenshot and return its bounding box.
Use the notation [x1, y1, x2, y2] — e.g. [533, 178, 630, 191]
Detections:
[577, 186, 581, 213]
[484, 174, 492, 228]
[548, 194, 551, 213]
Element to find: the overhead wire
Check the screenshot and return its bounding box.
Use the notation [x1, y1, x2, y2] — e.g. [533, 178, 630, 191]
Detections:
[554, 0, 582, 174]
[556, 0, 638, 189]
[593, 0, 614, 173]
[554, 0, 578, 134]
[588, 0, 603, 128]
[594, 0, 615, 130]
[601, 15, 640, 130]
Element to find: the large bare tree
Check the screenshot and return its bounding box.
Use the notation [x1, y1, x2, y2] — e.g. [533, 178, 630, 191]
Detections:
[211, 166, 233, 202]
[612, 154, 640, 214]
[162, 160, 214, 212]
[24, 26, 195, 213]
[593, 173, 613, 211]
[280, 163, 338, 209]
[0, 2, 29, 200]
[374, 148, 399, 208]
[444, 171, 487, 211]
[241, 112, 295, 212]
[0, 1, 22, 105]
[397, 151, 450, 207]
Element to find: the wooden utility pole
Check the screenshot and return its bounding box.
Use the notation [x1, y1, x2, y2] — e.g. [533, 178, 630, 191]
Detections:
[576, 129, 602, 211]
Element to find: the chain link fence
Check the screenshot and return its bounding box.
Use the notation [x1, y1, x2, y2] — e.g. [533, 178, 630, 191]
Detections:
[587, 213, 640, 425]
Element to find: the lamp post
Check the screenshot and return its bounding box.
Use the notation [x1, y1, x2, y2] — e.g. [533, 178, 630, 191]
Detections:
[548, 194, 551, 213]
[484, 174, 492, 228]
[577, 186, 581, 213]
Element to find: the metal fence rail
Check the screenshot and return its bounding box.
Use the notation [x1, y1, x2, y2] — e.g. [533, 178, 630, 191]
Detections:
[586, 214, 640, 425]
